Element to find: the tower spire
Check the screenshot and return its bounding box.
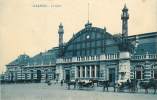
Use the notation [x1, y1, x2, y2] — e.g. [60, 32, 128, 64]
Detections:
[120, 4, 129, 51]
[58, 22, 64, 57]
[121, 4, 129, 37]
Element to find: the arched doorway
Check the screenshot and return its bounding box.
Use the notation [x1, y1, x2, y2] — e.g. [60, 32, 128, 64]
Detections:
[37, 70, 41, 82]
[10, 72, 14, 82]
[109, 68, 116, 83]
[134, 65, 144, 80]
[65, 70, 70, 82]
[151, 64, 157, 79]
[30, 70, 34, 82]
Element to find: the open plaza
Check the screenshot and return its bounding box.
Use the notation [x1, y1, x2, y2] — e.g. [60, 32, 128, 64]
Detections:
[1, 83, 157, 100]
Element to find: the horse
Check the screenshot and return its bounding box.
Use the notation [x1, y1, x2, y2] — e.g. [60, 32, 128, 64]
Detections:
[148, 79, 157, 94]
[128, 79, 138, 93]
[139, 79, 157, 94]
[139, 81, 150, 94]
[97, 80, 110, 92]
[66, 80, 77, 90]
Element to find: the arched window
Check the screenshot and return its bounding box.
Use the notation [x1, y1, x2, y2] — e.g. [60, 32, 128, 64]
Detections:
[77, 67, 80, 78]
[151, 64, 157, 79]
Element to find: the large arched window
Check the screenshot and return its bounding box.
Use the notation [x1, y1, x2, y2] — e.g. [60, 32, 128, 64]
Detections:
[63, 27, 117, 57]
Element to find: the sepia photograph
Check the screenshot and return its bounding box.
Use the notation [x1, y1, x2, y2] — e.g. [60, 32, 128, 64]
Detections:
[0, 0, 157, 100]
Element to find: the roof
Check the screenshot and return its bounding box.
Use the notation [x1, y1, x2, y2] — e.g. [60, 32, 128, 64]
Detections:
[29, 47, 58, 66]
[7, 47, 59, 67]
[7, 54, 30, 66]
[64, 23, 113, 48]
[129, 32, 157, 55]
[135, 42, 157, 55]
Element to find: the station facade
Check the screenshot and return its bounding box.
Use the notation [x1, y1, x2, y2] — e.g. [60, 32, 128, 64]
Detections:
[1, 5, 157, 83]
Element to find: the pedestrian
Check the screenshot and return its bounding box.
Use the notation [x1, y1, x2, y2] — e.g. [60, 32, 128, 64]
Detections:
[61, 79, 63, 86]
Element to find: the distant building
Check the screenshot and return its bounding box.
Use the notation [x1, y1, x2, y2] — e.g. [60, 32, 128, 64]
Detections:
[1, 5, 157, 83]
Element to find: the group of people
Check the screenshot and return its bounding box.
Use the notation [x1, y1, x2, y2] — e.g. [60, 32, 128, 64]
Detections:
[45, 78, 157, 94]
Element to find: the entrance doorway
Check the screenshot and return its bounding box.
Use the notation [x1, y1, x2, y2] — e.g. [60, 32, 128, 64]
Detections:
[135, 65, 143, 80]
[10, 72, 14, 82]
[65, 70, 70, 82]
[37, 70, 41, 82]
[30, 70, 33, 82]
[109, 68, 115, 83]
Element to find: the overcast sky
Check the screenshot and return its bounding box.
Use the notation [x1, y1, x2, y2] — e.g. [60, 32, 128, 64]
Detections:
[0, 0, 157, 73]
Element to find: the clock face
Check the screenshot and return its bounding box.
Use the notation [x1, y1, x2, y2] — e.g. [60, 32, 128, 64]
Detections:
[86, 35, 90, 39]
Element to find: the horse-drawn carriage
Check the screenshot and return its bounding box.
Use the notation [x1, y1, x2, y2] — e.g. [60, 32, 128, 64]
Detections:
[66, 79, 95, 90]
[114, 79, 138, 93]
[77, 79, 94, 89]
[139, 79, 157, 94]
[117, 79, 157, 94]
[65, 78, 157, 94]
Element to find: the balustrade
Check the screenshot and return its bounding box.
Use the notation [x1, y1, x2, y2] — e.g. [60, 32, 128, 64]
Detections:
[131, 54, 157, 60]
[56, 53, 157, 63]
[56, 53, 120, 63]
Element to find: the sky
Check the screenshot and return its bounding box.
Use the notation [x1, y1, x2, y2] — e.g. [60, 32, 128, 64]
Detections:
[0, 0, 157, 73]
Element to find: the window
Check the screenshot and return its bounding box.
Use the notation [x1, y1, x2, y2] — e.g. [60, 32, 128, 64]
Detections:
[154, 69, 157, 79]
[97, 65, 100, 77]
[87, 67, 90, 77]
[77, 51, 80, 56]
[83, 66, 85, 77]
[97, 33, 101, 38]
[77, 44, 80, 49]
[82, 50, 85, 56]
[78, 67, 80, 78]
[91, 49, 95, 55]
[91, 42, 95, 47]
[87, 42, 90, 48]
[82, 43, 85, 48]
[96, 48, 101, 55]
[86, 50, 90, 56]
[136, 71, 142, 79]
[67, 45, 73, 50]
[92, 66, 95, 77]
[96, 41, 101, 47]
[91, 32, 95, 39]
[152, 65, 157, 79]
[76, 37, 80, 42]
